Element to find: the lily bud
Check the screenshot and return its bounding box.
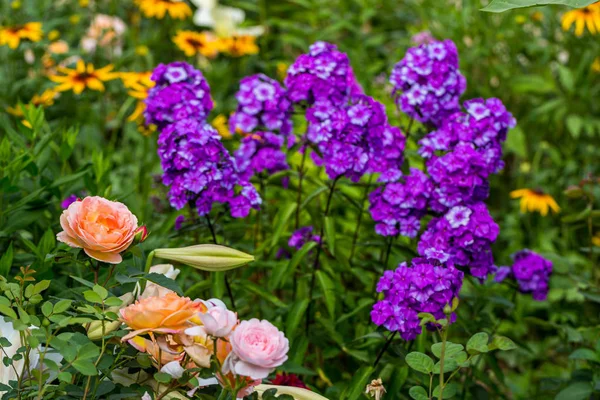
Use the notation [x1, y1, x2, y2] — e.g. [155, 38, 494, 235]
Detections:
[154, 244, 254, 272]
[255, 385, 328, 400]
[87, 293, 134, 340]
[134, 225, 149, 243]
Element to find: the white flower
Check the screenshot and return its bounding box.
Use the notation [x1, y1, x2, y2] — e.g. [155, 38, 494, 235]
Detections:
[0, 317, 25, 392]
[160, 361, 185, 379]
[140, 264, 181, 299]
[189, 0, 264, 37]
[141, 392, 152, 400]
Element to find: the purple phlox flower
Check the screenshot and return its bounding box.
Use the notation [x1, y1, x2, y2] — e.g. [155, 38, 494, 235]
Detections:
[371, 257, 463, 340]
[369, 168, 433, 238]
[174, 215, 185, 231]
[234, 131, 290, 180]
[288, 226, 321, 250]
[390, 40, 466, 126]
[508, 249, 552, 300]
[61, 194, 79, 209]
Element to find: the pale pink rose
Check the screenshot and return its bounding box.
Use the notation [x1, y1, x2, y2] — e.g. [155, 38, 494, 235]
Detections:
[56, 196, 138, 264]
[228, 319, 289, 380]
[198, 306, 237, 338]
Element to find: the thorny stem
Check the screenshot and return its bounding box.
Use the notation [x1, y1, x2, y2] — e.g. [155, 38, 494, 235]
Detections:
[305, 176, 340, 334]
[206, 215, 236, 310]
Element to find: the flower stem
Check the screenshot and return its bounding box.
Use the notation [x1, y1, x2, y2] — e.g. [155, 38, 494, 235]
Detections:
[373, 331, 397, 367]
[295, 147, 308, 229]
[206, 215, 236, 310]
[305, 176, 340, 334]
[349, 175, 374, 265]
[438, 328, 448, 400]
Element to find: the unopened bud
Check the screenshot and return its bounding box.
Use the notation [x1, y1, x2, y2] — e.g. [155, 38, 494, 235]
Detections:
[564, 185, 583, 199]
[154, 244, 254, 272]
[443, 303, 453, 315]
[134, 226, 149, 243]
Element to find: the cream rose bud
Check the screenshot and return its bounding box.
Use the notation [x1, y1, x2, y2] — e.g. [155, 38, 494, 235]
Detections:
[56, 196, 138, 264]
[199, 306, 238, 337]
[160, 361, 185, 379]
[228, 319, 289, 380]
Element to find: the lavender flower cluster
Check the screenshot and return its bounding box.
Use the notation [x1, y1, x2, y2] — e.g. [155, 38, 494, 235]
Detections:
[371, 258, 464, 340]
[495, 250, 553, 300]
[234, 132, 290, 180]
[229, 74, 293, 137]
[306, 95, 397, 182]
[145, 62, 213, 130]
[390, 40, 466, 126]
[147, 62, 261, 218]
[285, 41, 362, 106]
[288, 226, 321, 250]
[418, 203, 500, 280]
[369, 168, 433, 237]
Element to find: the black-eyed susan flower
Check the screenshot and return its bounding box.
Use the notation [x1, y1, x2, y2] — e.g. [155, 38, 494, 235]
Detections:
[212, 114, 232, 139]
[510, 188, 560, 216]
[173, 30, 220, 57]
[592, 57, 600, 72]
[135, 0, 192, 20]
[6, 88, 58, 117]
[49, 60, 118, 94]
[218, 35, 259, 57]
[0, 22, 43, 49]
[120, 71, 156, 135]
[561, 2, 600, 36]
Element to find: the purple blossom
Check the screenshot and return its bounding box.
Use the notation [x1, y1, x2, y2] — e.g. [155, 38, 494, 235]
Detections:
[61, 194, 79, 209]
[497, 250, 552, 301]
[229, 74, 293, 137]
[234, 131, 290, 180]
[390, 40, 466, 126]
[371, 257, 464, 340]
[369, 168, 433, 238]
[288, 226, 321, 250]
[306, 95, 388, 182]
[174, 215, 185, 230]
[145, 62, 213, 129]
[157, 118, 261, 219]
[285, 41, 361, 106]
[418, 202, 500, 280]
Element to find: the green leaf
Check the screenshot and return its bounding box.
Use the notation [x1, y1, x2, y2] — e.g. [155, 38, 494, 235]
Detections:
[405, 352, 434, 374]
[53, 300, 72, 314]
[433, 359, 459, 374]
[145, 273, 183, 296]
[41, 302, 53, 317]
[72, 359, 97, 376]
[83, 290, 104, 304]
[285, 299, 309, 338]
[408, 386, 429, 400]
[241, 281, 286, 308]
[92, 284, 108, 300]
[324, 216, 335, 257]
[0, 243, 13, 277]
[57, 372, 72, 383]
[554, 382, 593, 400]
[0, 305, 17, 320]
[271, 241, 317, 290]
[431, 342, 464, 359]
[433, 383, 458, 399]
[568, 348, 600, 363]
[104, 297, 123, 307]
[467, 332, 489, 354]
[481, 0, 596, 12]
[77, 343, 100, 360]
[418, 312, 436, 326]
[154, 372, 172, 383]
[269, 202, 297, 249]
[344, 366, 374, 400]
[566, 115, 583, 139]
[32, 280, 51, 295]
[489, 336, 518, 351]
[316, 270, 336, 318]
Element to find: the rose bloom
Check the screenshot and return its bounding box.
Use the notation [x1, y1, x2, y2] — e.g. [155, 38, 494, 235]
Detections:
[227, 319, 289, 379]
[57, 196, 138, 264]
[120, 292, 205, 340]
[198, 304, 238, 338]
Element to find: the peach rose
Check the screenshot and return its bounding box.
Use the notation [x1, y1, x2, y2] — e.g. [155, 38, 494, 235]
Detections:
[57, 196, 138, 264]
[120, 292, 205, 340]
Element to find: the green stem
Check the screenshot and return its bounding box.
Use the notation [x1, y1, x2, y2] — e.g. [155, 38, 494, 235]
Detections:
[438, 328, 448, 400]
[295, 148, 308, 229]
[349, 175, 374, 265]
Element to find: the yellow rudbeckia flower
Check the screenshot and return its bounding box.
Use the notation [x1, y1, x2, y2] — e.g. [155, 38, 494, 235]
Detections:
[49, 60, 118, 94]
[173, 30, 220, 57]
[0, 22, 43, 49]
[510, 188, 560, 216]
[561, 2, 600, 36]
[135, 0, 192, 20]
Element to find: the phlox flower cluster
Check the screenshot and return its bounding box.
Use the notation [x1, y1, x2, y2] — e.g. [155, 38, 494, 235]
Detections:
[147, 62, 260, 218]
[418, 202, 500, 280]
[285, 41, 362, 106]
[229, 73, 293, 136]
[495, 250, 553, 300]
[418, 98, 517, 173]
[234, 131, 290, 180]
[288, 226, 321, 250]
[390, 40, 466, 126]
[371, 257, 464, 340]
[158, 118, 261, 218]
[145, 62, 214, 130]
[368, 168, 433, 238]
[305, 94, 391, 181]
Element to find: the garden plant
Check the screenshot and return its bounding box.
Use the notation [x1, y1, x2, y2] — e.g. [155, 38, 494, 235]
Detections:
[0, 0, 599, 399]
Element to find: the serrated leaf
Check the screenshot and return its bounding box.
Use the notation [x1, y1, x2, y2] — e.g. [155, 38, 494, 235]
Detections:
[405, 352, 434, 374]
[467, 332, 489, 354]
